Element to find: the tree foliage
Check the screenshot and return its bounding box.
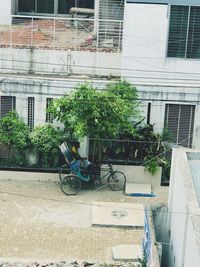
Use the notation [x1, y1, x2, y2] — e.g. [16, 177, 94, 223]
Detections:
[0, 111, 30, 151]
[30, 124, 66, 167]
[48, 80, 141, 139]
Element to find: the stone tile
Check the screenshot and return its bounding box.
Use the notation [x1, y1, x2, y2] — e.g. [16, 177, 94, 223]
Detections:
[112, 244, 142, 261]
[92, 202, 144, 228]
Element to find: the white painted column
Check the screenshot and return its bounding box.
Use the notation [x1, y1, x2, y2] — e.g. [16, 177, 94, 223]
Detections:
[0, 0, 12, 25]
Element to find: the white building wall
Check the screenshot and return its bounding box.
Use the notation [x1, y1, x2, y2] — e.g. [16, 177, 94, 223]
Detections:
[0, 74, 110, 126]
[121, 3, 200, 148]
[122, 3, 200, 83]
[136, 85, 200, 148]
[0, 0, 12, 25]
[168, 149, 200, 267]
[184, 216, 200, 267]
[0, 48, 121, 77]
[2, 73, 200, 148]
[168, 150, 188, 267]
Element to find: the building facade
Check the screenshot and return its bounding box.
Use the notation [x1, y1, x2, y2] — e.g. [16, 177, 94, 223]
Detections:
[1, 0, 200, 151]
[167, 148, 200, 267]
[122, 0, 200, 148]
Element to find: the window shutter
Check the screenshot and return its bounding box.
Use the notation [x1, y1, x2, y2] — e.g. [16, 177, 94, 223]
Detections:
[187, 6, 200, 59]
[46, 98, 53, 123]
[167, 5, 189, 58]
[164, 104, 195, 148]
[0, 96, 16, 118]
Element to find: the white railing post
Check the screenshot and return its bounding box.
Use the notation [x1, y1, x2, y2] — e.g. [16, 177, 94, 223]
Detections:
[9, 21, 12, 48]
[118, 21, 122, 52]
[53, 18, 56, 48]
[94, 0, 99, 49]
[75, 19, 78, 50]
[31, 17, 33, 46]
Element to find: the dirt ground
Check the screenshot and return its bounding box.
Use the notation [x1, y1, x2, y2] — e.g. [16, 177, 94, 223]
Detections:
[0, 179, 168, 263]
[0, 19, 94, 49]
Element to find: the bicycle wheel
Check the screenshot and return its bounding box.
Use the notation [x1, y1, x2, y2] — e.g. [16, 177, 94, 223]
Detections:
[107, 171, 126, 191]
[59, 164, 70, 181]
[61, 175, 81, 196]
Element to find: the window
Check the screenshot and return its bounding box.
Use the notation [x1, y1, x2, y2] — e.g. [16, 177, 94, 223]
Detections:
[46, 98, 53, 123]
[18, 0, 54, 14]
[164, 104, 195, 148]
[0, 96, 16, 117]
[28, 97, 35, 131]
[18, 0, 94, 14]
[168, 5, 200, 59]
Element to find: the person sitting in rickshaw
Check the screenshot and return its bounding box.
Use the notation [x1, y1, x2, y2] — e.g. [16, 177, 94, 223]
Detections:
[70, 141, 100, 180]
[71, 141, 90, 168]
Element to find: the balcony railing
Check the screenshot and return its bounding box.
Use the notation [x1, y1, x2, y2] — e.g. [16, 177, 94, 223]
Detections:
[0, 15, 123, 52]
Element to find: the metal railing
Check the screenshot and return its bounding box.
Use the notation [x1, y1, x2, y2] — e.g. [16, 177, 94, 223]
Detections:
[0, 15, 123, 51]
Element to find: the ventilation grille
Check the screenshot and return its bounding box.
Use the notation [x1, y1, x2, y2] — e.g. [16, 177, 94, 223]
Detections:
[28, 97, 35, 131]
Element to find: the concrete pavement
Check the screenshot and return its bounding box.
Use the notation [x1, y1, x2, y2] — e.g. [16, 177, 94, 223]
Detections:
[0, 179, 168, 263]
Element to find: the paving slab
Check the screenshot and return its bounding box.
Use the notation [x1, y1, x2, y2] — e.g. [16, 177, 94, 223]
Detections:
[92, 202, 144, 228]
[112, 244, 142, 261]
[0, 180, 168, 262]
[125, 183, 152, 196]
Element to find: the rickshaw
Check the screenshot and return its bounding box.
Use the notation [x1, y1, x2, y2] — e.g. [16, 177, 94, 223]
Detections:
[59, 142, 126, 195]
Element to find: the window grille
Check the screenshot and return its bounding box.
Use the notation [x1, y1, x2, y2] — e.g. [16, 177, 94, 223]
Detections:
[0, 96, 16, 118]
[168, 5, 200, 59]
[28, 97, 35, 131]
[164, 104, 195, 148]
[46, 98, 53, 123]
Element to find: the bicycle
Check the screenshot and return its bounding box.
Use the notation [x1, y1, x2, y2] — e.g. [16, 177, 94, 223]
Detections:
[59, 142, 126, 196]
[59, 163, 70, 181]
[60, 163, 126, 196]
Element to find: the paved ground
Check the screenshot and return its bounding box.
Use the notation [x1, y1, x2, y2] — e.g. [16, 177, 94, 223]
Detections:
[0, 180, 168, 263]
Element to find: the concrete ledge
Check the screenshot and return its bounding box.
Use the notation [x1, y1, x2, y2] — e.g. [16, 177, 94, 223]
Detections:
[102, 165, 161, 190]
[0, 170, 59, 182]
[125, 183, 152, 196]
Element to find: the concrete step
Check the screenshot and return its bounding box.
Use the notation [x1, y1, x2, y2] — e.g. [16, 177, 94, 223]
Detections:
[125, 183, 153, 197]
[112, 244, 142, 261]
[92, 202, 144, 228]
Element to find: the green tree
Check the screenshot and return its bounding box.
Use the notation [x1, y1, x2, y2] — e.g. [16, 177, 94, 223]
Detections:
[49, 80, 141, 139]
[30, 124, 66, 167]
[0, 111, 30, 165]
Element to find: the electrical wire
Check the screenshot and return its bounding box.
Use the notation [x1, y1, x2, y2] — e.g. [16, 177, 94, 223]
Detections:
[1, 57, 200, 77]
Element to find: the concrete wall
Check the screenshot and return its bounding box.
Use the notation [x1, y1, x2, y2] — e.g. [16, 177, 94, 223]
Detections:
[167, 148, 200, 267]
[167, 151, 188, 267]
[102, 165, 161, 191]
[153, 206, 169, 267]
[0, 170, 59, 182]
[122, 3, 200, 84]
[0, 165, 161, 186]
[121, 3, 200, 149]
[0, 48, 121, 77]
[184, 215, 200, 267]
[0, 0, 12, 25]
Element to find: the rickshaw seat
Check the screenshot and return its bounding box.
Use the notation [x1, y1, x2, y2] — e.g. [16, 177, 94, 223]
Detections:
[59, 142, 76, 165]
